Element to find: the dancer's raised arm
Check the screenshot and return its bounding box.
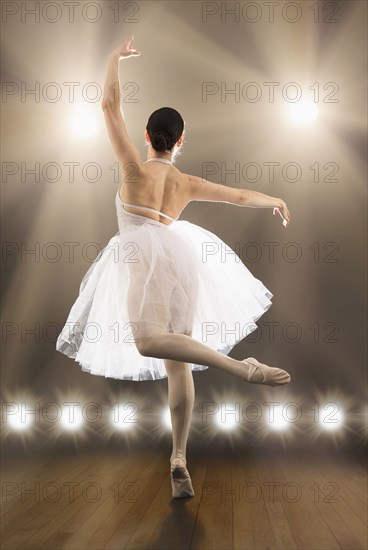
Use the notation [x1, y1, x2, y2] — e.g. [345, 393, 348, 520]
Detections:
[185, 174, 291, 224]
[102, 35, 142, 167]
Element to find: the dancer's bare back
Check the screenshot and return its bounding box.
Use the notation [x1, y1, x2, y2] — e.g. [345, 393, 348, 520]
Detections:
[118, 161, 246, 226]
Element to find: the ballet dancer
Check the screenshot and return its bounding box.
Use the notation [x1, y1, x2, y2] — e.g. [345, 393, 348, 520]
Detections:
[57, 36, 292, 499]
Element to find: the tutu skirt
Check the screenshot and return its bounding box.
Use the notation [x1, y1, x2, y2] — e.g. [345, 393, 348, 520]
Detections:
[56, 193, 273, 381]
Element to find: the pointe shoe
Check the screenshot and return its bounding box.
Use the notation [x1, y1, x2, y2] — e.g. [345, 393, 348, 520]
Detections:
[243, 357, 291, 387]
[170, 457, 194, 498]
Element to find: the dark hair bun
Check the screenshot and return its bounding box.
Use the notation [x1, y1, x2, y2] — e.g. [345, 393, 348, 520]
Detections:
[146, 107, 184, 153]
[151, 132, 169, 152]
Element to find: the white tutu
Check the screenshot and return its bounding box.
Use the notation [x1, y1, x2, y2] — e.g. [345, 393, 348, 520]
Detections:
[56, 191, 273, 381]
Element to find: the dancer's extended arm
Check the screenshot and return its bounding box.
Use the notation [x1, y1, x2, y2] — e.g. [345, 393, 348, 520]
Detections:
[185, 174, 291, 224]
[102, 35, 142, 167]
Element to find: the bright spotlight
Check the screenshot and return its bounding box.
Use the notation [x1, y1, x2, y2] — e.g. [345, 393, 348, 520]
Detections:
[7, 405, 33, 431]
[268, 404, 290, 431]
[162, 408, 172, 429]
[70, 107, 97, 138]
[319, 404, 344, 431]
[215, 405, 238, 430]
[110, 403, 136, 431]
[60, 405, 83, 431]
[287, 99, 319, 124]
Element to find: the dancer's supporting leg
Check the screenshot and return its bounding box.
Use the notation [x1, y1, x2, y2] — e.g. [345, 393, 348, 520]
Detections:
[164, 359, 194, 465]
[164, 354, 196, 498]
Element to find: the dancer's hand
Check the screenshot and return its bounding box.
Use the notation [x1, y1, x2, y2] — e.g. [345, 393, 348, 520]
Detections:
[279, 200, 290, 224]
[114, 35, 141, 59]
[273, 200, 291, 226]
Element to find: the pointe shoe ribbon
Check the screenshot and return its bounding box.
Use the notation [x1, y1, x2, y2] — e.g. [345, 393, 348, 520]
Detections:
[243, 357, 291, 387]
[170, 458, 194, 498]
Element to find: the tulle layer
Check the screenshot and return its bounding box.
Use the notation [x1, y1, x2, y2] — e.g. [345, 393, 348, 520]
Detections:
[56, 200, 273, 381]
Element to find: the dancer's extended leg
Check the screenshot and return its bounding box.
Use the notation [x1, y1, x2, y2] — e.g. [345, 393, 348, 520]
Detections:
[137, 332, 291, 386]
[127, 267, 290, 386]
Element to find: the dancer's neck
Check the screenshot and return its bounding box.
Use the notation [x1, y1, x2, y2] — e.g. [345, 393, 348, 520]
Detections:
[146, 147, 173, 164]
[145, 157, 173, 165]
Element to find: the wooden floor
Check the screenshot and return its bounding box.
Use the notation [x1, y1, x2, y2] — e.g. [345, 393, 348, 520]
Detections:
[1, 449, 367, 550]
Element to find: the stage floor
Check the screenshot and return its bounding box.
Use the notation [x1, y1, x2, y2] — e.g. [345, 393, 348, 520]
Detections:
[1, 449, 367, 550]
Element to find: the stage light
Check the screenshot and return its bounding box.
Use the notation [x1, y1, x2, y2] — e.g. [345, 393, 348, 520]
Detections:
[215, 404, 239, 430]
[7, 403, 33, 431]
[162, 407, 172, 430]
[319, 403, 344, 431]
[69, 106, 97, 138]
[110, 403, 136, 431]
[60, 405, 83, 431]
[267, 404, 290, 431]
[287, 99, 319, 124]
